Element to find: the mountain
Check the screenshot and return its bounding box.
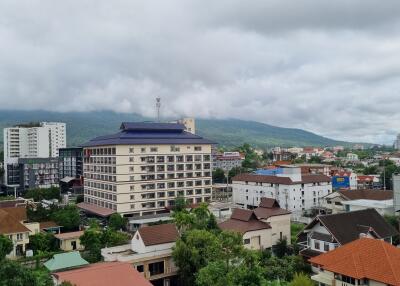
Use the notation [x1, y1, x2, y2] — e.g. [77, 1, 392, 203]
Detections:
[0, 110, 355, 149]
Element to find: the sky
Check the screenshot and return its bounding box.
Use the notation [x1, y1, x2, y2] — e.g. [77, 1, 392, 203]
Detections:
[1, 1, 400, 144]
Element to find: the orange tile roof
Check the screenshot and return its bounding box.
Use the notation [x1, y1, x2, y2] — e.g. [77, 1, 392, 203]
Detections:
[54, 262, 152, 286]
[309, 238, 400, 285]
[138, 223, 178, 246]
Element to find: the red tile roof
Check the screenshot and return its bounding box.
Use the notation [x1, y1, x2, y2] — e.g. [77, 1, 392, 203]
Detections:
[309, 238, 400, 285]
[138, 223, 179, 246]
[54, 262, 152, 286]
[338, 189, 393, 201]
[258, 198, 280, 208]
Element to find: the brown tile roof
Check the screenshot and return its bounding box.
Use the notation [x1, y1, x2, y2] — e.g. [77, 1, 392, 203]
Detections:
[218, 209, 271, 234]
[138, 223, 178, 246]
[55, 231, 84, 240]
[77, 202, 115, 217]
[254, 206, 291, 219]
[309, 238, 400, 285]
[232, 173, 331, 185]
[54, 262, 152, 286]
[259, 198, 279, 208]
[1, 207, 27, 222]
[338, 189, 393, 201]
[40, 221, 60, 230]
[232, 174, 292, 184]
[0, 200, 26, 208]
[0, 209, 30, 234]
[304, 209, 398, 245]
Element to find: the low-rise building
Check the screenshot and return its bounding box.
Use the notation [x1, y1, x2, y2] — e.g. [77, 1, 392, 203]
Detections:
[44, 251, 89, 272]
[310, 238, 400, 286]
[102, 223, 179, 286]
[346, 152, 359, 161]
[53, 262, 153, 286]
[55, 231, 85, 251]
[322, 189, 393, 214]
[331, 170, 357, 190]
[357, 175, 381, 189]
[19, 157, 59, 190]
[219, 198, 291, 250]
[232, 166, 332, 213]
[297, 209, 398, 259]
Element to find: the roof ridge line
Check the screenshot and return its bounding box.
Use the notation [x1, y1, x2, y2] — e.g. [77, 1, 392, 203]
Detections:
[381, 240, 400, 284]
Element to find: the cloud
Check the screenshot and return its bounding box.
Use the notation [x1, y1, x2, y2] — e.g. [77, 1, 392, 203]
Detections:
[1, 0, 400, 144]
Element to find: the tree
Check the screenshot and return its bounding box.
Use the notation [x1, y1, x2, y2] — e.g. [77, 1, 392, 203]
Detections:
[384, 215, 400, 244]
[212, 168, 226, 183]
[0, 235, 13, 260]
[80, 227, 102, 263]
[0, 259, 38, 286]
[289, 273, 314, 286]
[25, 186, 61, 201]
[263, 256, 311, 282]
[108, 213, 128, 231]
[101, 229, 130, 247]
[28, 232, 59, 254]
[228, 166, 246, 181]
[173, 229, 222, 285]
[51, 205, 80, 231]
[174, 195, 188, 212]
[273, 237, 288, 258]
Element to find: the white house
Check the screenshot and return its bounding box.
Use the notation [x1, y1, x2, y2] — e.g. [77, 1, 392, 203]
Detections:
[231, 166, 332, 215]
[102, 223, 179, 286]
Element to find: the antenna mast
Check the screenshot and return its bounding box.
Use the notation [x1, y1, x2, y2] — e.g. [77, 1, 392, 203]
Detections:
[156, 98, 161, 122]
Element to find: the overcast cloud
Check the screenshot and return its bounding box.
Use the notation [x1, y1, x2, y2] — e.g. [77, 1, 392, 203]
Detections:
[1, 0, 400, 144]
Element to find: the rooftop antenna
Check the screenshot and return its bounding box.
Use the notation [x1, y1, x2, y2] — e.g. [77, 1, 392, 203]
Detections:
[156, 97, 161, 122]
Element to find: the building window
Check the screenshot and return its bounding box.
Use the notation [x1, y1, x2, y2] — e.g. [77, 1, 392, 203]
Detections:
[149, 261, 164, 276]
[141, 147, 146, 153]
[194, 146, 202, 151]
[136, 265, 144, 272]
[130, 204, 135, 209]
[150, 147, 158, 152]
[243, 239, 250, 244]
[314, 240, 320, 250]
[324, 242, 330, 252]
[129, 147, 134, 153]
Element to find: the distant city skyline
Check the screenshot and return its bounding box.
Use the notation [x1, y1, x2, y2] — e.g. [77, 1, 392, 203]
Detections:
[1, 1, 400, 144]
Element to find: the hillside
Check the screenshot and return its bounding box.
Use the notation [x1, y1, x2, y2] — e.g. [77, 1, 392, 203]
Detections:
[0, 110, 354, 149]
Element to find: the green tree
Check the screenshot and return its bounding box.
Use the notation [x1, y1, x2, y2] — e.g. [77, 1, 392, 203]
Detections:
[0, 259, 38, 286]
[28, 232, 59, 254]
[173, 229, 222, 285]
[289, 273, 314, 286]
[51, 205, 80, 231]
[363, 165, 378, 175]
[0, 235, 13, 260]
[25, 186, 61, 201]
[384, 215, 400, 244]
[174, 195, 188, 212]
[101, 229, 130, 247]
[212, 168, 226, 183]
[228, 166, 246, 181]
[108, 213, 128, 231]
[273, 237, 288, 258]
[80, 227, 102, 263]
[263, 256, 311, 282]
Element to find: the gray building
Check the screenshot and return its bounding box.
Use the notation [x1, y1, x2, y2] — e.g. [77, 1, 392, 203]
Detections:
[393, 174, 400, 213]
[212, 152, 244, 172]
[19, 158, 59, 190]
[59, 147, 83, 179]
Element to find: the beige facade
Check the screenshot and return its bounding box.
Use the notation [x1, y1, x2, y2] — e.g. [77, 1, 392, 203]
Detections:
[6, 231, 30, 259]
[261, 214, 291, 245]
[243, 229, 272, 250]
[83, 144, 213, 216]
[58, 237, 83, 252]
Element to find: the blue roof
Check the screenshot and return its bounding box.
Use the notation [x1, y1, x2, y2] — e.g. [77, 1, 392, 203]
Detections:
[254, 168, 284, 176]
[82, 122, 216, 147]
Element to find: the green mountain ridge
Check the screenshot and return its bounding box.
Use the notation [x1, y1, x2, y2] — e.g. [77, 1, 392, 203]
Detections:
[0, 110, 360, 149]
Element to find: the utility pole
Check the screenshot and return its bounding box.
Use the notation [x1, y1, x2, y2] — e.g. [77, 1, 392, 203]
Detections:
[156, 98, 161, 122]
[383, 165, 386, 190]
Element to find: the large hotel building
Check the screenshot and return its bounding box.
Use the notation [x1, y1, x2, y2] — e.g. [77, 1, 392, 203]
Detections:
[81, 122, 214, 217]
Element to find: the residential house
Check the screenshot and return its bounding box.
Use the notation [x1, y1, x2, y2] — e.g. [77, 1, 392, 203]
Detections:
[44, 251, 89, 272]
[53, 262, 152, 286]
[55, 231, 85, 251]
[357, 175, 381, 189]
[331, 170, 357, 190]
[102, 223, 179, 286]
[219, 198, 291, 250]
[219, 208, 272, 250]
[297, 209, 398, 259]
[310, 238, 400, 286]
[322, 189, 393, 214]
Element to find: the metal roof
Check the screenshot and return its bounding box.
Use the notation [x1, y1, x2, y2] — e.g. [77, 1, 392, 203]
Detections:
[82, 122, 215, 147]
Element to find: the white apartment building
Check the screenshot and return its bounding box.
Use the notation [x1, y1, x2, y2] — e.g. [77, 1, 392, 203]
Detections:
[81, 122, 214, 217]
[3, 122, 66, 186]
[232, 166, 332, 213]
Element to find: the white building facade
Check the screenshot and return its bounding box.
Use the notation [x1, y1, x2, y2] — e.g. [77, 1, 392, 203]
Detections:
[3, 122, 66, 186]
[232, 167, 332, 213]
